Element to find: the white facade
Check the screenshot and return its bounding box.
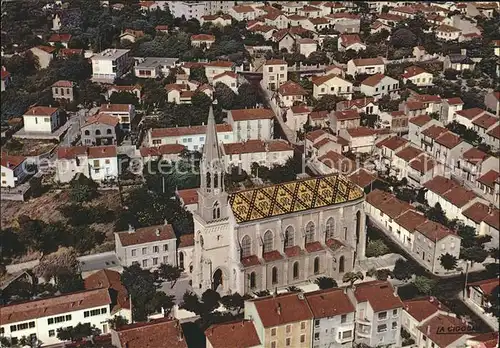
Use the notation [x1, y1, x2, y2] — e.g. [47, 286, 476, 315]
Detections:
[167, 1, 235, 21]
[360, 75, 399, 101]
[213, 72, 239, 93]
[147, 125, 234, 151]
[403, 72, 434, 87]
[228, 110, 274, 142]
[91, 49, 131, 83]
[23, 107, 61, 133]
[313, 75, 353, 100]
[346, 59, 385, 77]
[99, 104, 135, 131]
[1, 157, 28, 188]
[262, 60, 288, 91]
[205, 62, 233, 84]
[88, 153, 119, 182]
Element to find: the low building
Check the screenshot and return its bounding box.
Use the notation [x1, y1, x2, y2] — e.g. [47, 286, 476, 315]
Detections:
[402, 66, 434, 86]
[484, 91, 500, 116]
[408, 114, 440, 148]
[200, 14, 232, 27]
[417, 314, 475, 348]
[51, 80, 75, 103]
[338, 34, 366, 52]
[277, 81, 307, 108]
[443, 53, 476, 71]
[454, 148, 499, 186]
[205, 320, 261, 348]
[106, 85, 142, 101]
[228, 108, 275, 142]
[360, 74, 400, 101]
[379, 111, 409, 133]
[213, 71, 239, 93]
[23, 106, 63, 134]
[338, 127, 377, 153]
[312, 74, 353, 100]
[139, 144, 186, 164]
[346, 57, 385, 77]
[191, 34, 216, 48]
[1, 153, 28, 188]
[133, 57, 178, 79]
[466, 278, 498, 316]
[297, 38, 318, 58]
[114, 222, 178, 270]
[436, 24, 462, 41]
[205, 60, 234, 84]
[402, 297, 452, 339]
[81, 113, 120, 146]
[462, 202, 499, 246]
[337, 97, 378, 115]
[262, 59, 288, 91]
[119, 29, 144, 43]
[440, 97, 464, 124]
[285, 105, 310, 132]
[472, 114, 499, 149]
[329, 110, 361, 135]
[476, 170, 500, 207]
[99, 104, 135, 132]
[455, 108, 489, 129]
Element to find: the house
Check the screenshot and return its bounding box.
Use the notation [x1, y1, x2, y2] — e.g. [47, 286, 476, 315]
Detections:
[307, 17, 330, 32]
[249, 24, 277, 40]
[81, 113, 120, 146]
[298, 4, 322, 18]
[106, 85, 142, 101]
[408, 94, 443, 115]
[402, 66, 434, 87]
[87, 145, 119, 182]
[338, 34, 366, 52]
[402, 297, 452, 339]
[360, 74, 400, 101]
[99, 104, 135, 132]
[312, 74, 353, 100]
[393, 145, 424, 181]
[305, 129, 342, 159]
[417, 314, 475, 348]
[455, 108, 489, 129]
[371, 20, 391, 34]
[165, 84, 193, 105]
[408, 114, 440, 147]
[222, 139, 294, 173]
[378, 13, 405, 26]
[91, 48, 132, 83]
[30, 46, 56, 69]
[375, 135, 409, 165]
[316, 150, 358, 176]
[476, 170, 500, 207]
[23, 106, 62, 134]
[296, 38, 317, 58]
[484, 91, 500, 116]
[347, 57, 385, 77]
[436, 24, 461, 41]
[146, 124, 233, 151]
[432, 130, 470, 167]
[0, 286, 131, 346]
[119, 29, 144, 43]
[262, 59, 288, 91]
[1, 153, 28, 188]
[467, 2, 499, 18]
[59, 48, 84, 58]
[486, 125, 500, 151]
[48, 33, 72, 48]
[348, 168, 378, 193]
[285, 105, 310, 132]
[228, 108, 275, 142]
[205, 60, 234, 84]
[440, 97, 464, 124]
[229, 5, 257, 21]
[176, 189, 199, 213]
[443, 53, 476, 71]
[462, 202, 499, 245]
[200, 14, 232, 27]
[309, 110, 329, 128]
[212, 71, 239, 93]
[244, 292, 314, 348]
[277, 81, 307, 108]
[51, 80, 74, 103]
[111, 318, 188, 348]
[347, 280, 403, 348]
[324, 65, 346, 78]
[337, 97, 379, 115]
[338, 127, 377, 153]
[305, 288, 356, 348]
[205, 320, 260, 348]
[465, 332, 500, 348]
[1, 66, 11, 92]
[472, 114, 499, 148]
[140, 144, 185, 164]
[466, 278, 499, 316]
[115, 222, 177, 269]
[419, 124, 448, 154]
[454, 148, 499, 186]
[389, 6, 418, 19]
[379, 111, 409, 133]
[133, 57, 178, 79]
[329, 110, 361, 135]
[190, 34, 216, 49]
[272, 29, 296, 52]
[328, 13, 361, 33]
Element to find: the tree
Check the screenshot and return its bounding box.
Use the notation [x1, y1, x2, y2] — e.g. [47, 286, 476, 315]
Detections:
[57, 273, 85, 293]
[157, 263, 182, 288]
[313, 94, 342, 112]
[236, 83, 260, 108]
[214, 82, 237, 109]
[393, 259, 416, 281]
[34, 247, 79, 282]
[253, 290, 271, 297]
[201, 289, 221, 314]
[180, 291, 203, 315]
[69, 175, 98, 203]
[109, 91, 140, 106]
[342, 271, 364, 287]
[108, 315, 129, 330]
[460, 246, 488, 266]
[439, 253, 458, 271]
[220, 293, 245, 314]
[189, 67, 208, 84]
[485, 285, 499, 318]
[444, 69, 459, 80]
[413, 276, 436, 295]
[425, 203, 449, 226]
[286, 286, 302, 292]
[314, 276, 338, 289]
[366, 239, 390, 257]
[390, 28, 417, 48]
[489, 247, 499, 262]
[152, 291, 176, 316]
[191, 91, 213, 111]
[121, 264, 160, 321]
[456, 223, 477, 248]
[57, 323, 101, 342]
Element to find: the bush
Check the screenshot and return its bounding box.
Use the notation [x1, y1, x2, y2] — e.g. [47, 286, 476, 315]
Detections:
[366, 239, 390, 257]
[69, 175, 98, 203]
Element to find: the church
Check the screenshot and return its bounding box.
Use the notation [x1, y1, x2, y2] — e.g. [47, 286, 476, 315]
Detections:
[190, 107, 367, 295]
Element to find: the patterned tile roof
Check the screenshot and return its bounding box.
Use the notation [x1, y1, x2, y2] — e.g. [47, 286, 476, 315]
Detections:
[228, 173, 364, 223]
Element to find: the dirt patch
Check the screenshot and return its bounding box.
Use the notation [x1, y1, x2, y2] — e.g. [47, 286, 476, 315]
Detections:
[2, 139, 57, 156]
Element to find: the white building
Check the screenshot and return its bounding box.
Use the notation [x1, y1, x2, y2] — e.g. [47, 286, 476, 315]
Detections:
[440, 97, 464, 124]
[146, 124, 234, 151]
[402, 297, 453, 339]
[91, 49, 132, 83]
[213, 71, 239, 93]
[339, 127, 378, 153]
[347, 57, 385, 77]
[23, 106, 62, 134]
[297, 38, 318, 58]
[229, 5, 257, 21]
[402, 66, 434, 87]
[360, 74, 399, 101]
[205, 61, 234, 84]
[228, 108, 275, 142]
[286, 105, 310, 132]
[200, 14, 233, 27]
[190, 34, 216, 48]
[133, 57, 178, 79]
[99, 104, 135, 132]
[222, 139, 294, 173]
[1, 154, 28, 188]
[87, 145, 119, 182]
[167, 1, 235, 21]
[277, 81, 307, 108]
[262, 59, 288, 91]
[312, 74, 353, 100]
[436, 24, 461, 41]
[115, 222, 178, 269]
[338, 34, 366, 52]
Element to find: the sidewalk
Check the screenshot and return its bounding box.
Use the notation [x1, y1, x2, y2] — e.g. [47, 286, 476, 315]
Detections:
[458, 292, 499, 331]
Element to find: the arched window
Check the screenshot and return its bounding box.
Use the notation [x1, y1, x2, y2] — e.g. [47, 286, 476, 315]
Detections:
[293, 261, 299, 279]
[284, 226, 294, 248]
[213, 201, 221, 220]
[199, 235, 204, 249]
[107, 128, 112, 134]
[325, 218, 335, 241]
[241, 235, 251, 258]
[356, 211, 362, 244]
[314, 257, 320, 274]
[249, 272, 256, 289]
[84, 130, 90, 136]
[272, 267, 278, 284]
[339, 256, 345, 273]
[263, 230, 273, 253]
[305, 222, 315, 244]
[95, 129, 101, 135]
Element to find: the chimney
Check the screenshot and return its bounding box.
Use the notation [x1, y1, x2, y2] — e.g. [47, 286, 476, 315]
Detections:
[155, 228, 160, 237]
[393, 285, 398, 297]
[164, 219, 168, 225]
[429, 296, 435, 302]
[343, 287, 347, 294]
[128, 224, 135, 233]
[426, 325, 431, 336]
[277, 304, 281, 315]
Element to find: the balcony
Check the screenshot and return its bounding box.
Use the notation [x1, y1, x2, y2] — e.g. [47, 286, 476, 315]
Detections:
[356, 326, 371, 338]
[356, 317, 371, 325]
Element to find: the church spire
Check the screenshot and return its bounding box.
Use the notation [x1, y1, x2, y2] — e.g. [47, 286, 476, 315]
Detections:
[200, 106, 224, 194]
[203, 106, 221, 164]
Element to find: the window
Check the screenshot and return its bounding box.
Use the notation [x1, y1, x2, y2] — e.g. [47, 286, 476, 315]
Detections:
[314, 332, 320, 341]
[284, 226, 294, 248]
[213, 201, 221, 219]
[339, 255, 345, 273]
[131, 249, 137, 257]
[342, 330, 352, 339]
[268, 67, 273, 73]
[286, 337, 291, 346]
[142, 247, 147, 255]
[301, 321, 306, 330]
[300, 334, 305, 343]
[392, 322, 397, 330]
[153, 246, 159, 253]
[163, 256, 168, 263]
[93, 160, 100, 167]
[48, 318, 54, 325]
[152, 139, 161, 145]
[286, 324, 291, 333]
[263, 230, 273, 253]
[10, 325, 17, 332]
[65, 315, 71, 321]
[95, 129, 101, 136]
[377, 324, 387, 332]
[392, 309, 398, 316]
[305, 221, 315, 244]
[241, 235, 251, 258]
[293, 261, 299, 279]
[315, 319, 320, 327]
[313, 257, 320, 274]
[84, 130, 90, 136]
[378, 311, 387, 320]
[280, 66, 284, 71]
[153, 257, 158, 266]
[272, 267, 278, 284]
[44, 117, 50, 122]
[49, 330, 55, 337]
[271, 342, 276, 348]
[142, 259, 148, 267]
[271, 328, 276, 336]
[341, 314, 347, 323]
[249, 272, 256, 288]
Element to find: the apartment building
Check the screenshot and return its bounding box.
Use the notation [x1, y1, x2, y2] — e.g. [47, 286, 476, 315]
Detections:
[262, 59, 288, 91]
[99, 104, 135, 131]
[1, 153, 28, 188]
[329, 110, 361, 135]
[244, 292, 314, 348]
[114, 222, 178, 270]
[87, 146, 119, 182]
[228, 108, 275, 142]
[23, 106, 63, 134]
[91, 49, 132, 83]
[146, 124, 234, 151]
[347, 280, 403, 348]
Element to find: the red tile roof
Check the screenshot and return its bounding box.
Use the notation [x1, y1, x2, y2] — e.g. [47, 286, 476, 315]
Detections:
[177, 188, 199, 206]
[306, 129, 328, 142]
[338, 97, 375, 110]
[395, 146, 423, 162]
[354, 280, 403, 312]
[351, 57, 384, 67]
[435, 131, 462, 149]
[423, 176, 460, 195]
[409, 153, 436, 174]
[318, 151, 358, 174]
[150, 124, 232, 138]
[115, 318, 188, 348]
[462, 202, 499, 226]
[84, 269, 130, 311]
[415, 220, 457, 241]
[100, 104, 132, 113]
[278, 81, 307, 96]
[206, 60, 233, 68]
[24, 106, 59, 116]
[418, 314, 470, 348]
[446, 97, 464, 105]
[83, 113, 119, 128]
[487, 125, 500, 139]
[191, 34, 215, 41]
[421, 125, 448, 139]
[312, 73, 350, 86]
[262, 250, 283, 262]
[88, 145, 117, 159]
[139, 144, 186, 157]
[345, 127, 377, 137]
[409, 114, 432, 127]
[52, 80, 73, 87]
[361, 73, 386, 87]
[179, 233, 194, 248]
[49, 33, 72, 42]
[290, 104, 310, 114]
[1, 68, 10, 80]
[57, 146, 88, 160]
[264, 59, 287, 66]
[251, 292, 314, 327]
[309, 110, 328, 121]
[394, 210, 428, 233]
[340, 33, 362, 47]
[348, 168, 377, 188]
[477, 170, 500, 189]
[305, 288, 355, 319]
[402, 66, 428, 79]
[116, 223, 176, 246]
[205, 320, 260, 348]
[223, 139, 292, 155]
[376, 136, 408, 150]
[456, 108, 485, 120]
[232, 5, 254, 13]
[33, 45, 56, 54]
[472, 113, 498, 130]
[241, 255, 261, 267]
[1, 153, 26, 169]
[366, 189, 413, 219]
[334, 109, 360, 121]
[462, 147, 489, 164]
[468, 332, 499, 348]
[441, 186, 477, 208]
[230, 108, 274, 121]
[403, 296, 449, 322]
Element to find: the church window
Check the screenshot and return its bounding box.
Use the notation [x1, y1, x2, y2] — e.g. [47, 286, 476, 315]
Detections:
[199, 235, 204, 249]
[272, 267, 278, 284]
[339, 256, 345, 273]
[249, 272, 256, 289]
[293, 261, 299, 279]
[325, 218, 335, 241]
[314, 257, 320, 274]
[305, 222, 315, 244]
[284, 226, 294, 248]
[213, 201, 221, 220]
[263, 230, 273, 253]
[241, 235, 251, 258]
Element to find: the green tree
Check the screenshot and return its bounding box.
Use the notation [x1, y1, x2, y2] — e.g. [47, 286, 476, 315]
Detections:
[439, 253, 458, 271]
[57, 323, 101, 342]
[342, 271, 364, 287]
[192, 91, 213, 111]
[390, 28, 417, 48]
[485, 286, 499, 318]
[34, 247, 79, 282]
[413, 276, 436, 295]
[366, 239, 390, 257]
[152, 291, 176, 316]
[425, 203, 449, 226]
[181, 291, 203, 315]
[236, 83, 260, 108]
[314, 277, 338, 289]
[460, 246, 488, 266]
[201, 289, 221, 314]
[253, 290, 271, 297]
[157, 263, 182, 288]
[189, 67, 208, 84]
[109, 91, 140, 106]
[489, 247, 499, 262]
[69, 175, 98, 203]
[57, 273, 85, 293]
[313, 94, 342, 111]
[107, 315, 129, 330]
[120, 264, 160, 321]
[220, 293, 245, 314]
[214, 82, 237, 109]
[393, 259, 416, 281]
[286, 286, 302, 292]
